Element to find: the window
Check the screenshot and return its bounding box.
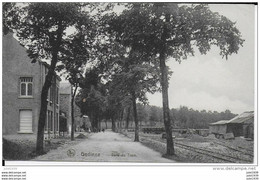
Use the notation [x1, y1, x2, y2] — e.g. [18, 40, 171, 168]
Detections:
[20, 77, 33, 97]
[55, 113, 59, 132]
[56, 87, 59, 105]
[48, 111, 53, 131]
[47, 89, 50, 101]
[50, 87, 53, 102]
[19, 110, 33, 133]
[44, 111, 48, 132]
[47, 88, 53, 104]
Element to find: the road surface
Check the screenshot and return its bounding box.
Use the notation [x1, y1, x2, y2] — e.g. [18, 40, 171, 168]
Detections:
[33, 130, 174, 163]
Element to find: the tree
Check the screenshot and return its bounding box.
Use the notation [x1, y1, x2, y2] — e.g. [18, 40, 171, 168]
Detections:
[170, 107, 237, 129]
[108, 3, 244, 155]
[105, 87, 129, 132]
[107, 50, 161, 141]
[178, 106, 190, 128]
[58, 25, 95, 140]
[137, 104, 150, 126]
[75, 41, 128, 133]
[2, 3, 20, 35]
[124, 105, 132, 129]
[76, 68, 108, 131]
[5, 3, 94, 154]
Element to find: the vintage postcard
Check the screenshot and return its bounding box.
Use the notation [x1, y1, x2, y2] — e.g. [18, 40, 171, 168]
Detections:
[2, 2, 257, 171]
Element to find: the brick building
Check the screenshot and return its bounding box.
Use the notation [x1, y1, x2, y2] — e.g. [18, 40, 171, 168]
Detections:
[2, 33, 60, 138]
[60, 83, 72, 133]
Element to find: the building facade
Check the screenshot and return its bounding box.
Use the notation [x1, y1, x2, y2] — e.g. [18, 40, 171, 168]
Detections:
[3, 33, 60, 138]
[60, 83, 72, 134]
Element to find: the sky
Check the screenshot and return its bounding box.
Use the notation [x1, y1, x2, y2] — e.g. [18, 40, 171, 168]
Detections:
[147, 4, 256, 114]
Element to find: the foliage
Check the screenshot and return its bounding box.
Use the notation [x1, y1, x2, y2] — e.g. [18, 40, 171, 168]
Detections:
[109, 3, 244, 61]
[171, 107, 237, 129]
[135, 104, 237, 129]
[76, 68, 107, 130]
[6, 3, 91, 61]
[2, 3, 20, 35]
[57, 23, 95, 85]
[107, 53, 161, 104]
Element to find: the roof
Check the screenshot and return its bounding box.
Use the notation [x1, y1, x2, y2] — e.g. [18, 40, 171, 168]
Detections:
[227, 111, 254, 124]
[60, 83, 72, 94]
[210, 120, 230, 125]
[4, 33, 61, 82]
[209, 111, 254, 126]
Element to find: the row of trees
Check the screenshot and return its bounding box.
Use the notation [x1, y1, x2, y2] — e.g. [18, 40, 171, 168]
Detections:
[4, 2, 244, 155]
[89, 102, 237, 130]
[135, 105, 237, 129]
[171, 107, 237, 129]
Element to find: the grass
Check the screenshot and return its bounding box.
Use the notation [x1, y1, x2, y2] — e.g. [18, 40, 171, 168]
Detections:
[3, 138, 34, 160]
[3, 133, 90, 161]
[3, 138, 67, 160]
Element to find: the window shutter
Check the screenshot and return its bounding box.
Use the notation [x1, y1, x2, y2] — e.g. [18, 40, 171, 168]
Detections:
[19, 110, 33, 133]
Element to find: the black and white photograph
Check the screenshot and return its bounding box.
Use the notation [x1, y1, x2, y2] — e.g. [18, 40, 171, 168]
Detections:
[1, 2, 257, 174]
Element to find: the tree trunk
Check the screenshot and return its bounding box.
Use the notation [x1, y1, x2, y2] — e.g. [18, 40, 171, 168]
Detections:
[89, 113, 94, 131]
[98, 116, 101, 131]
[36, 82, 50, 154]
[120, 109, 124, 129]
[125, 106, 130, 130]
[36, 20, 63, 155]
[131, 91, 139, 142]
[112, 117, 115, 132]
[94, 114, 98, 131]
[159, 13, 174, 155]
[159, 55, 174, 155]
[71, 85, 78, 141]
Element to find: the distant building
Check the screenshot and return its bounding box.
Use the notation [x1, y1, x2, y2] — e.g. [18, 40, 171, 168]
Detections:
[209, 120, 230, 137]
[209, 111, 254, 139]
[74, 104, 86, 131]
[3, 33, 60, 138]
[59, 83, 72, 133]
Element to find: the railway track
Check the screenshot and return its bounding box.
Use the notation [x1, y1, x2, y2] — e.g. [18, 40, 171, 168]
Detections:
[174, 141, 251, 163]
[139, 135, 252, 163]
[218, 139, 254, 154]
[211, 140, 254, 157]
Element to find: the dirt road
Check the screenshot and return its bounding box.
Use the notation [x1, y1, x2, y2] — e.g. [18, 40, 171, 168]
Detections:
[33, 130, 174, 163]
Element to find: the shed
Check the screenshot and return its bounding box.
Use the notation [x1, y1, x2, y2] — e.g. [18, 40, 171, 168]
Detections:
[209, 120, 229, 135]
[227, 111, 254, 138]
[209, 111, 254, 138]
